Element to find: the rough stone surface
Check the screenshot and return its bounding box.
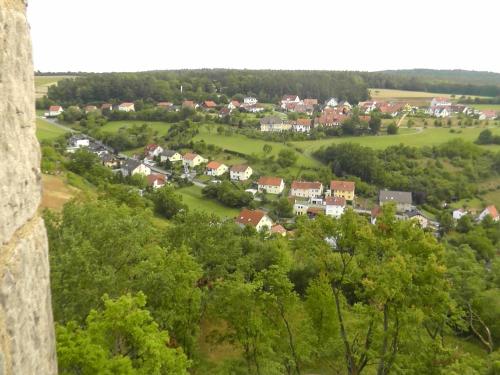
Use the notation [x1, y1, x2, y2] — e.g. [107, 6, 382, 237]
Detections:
[0, 1, 57, 374]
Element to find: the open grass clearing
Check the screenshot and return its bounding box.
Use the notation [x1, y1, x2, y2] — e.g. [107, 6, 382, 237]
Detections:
[40, 174, 80, 211]
[35, 75, 74, 98]
[36, 118, 69, 141]
[100, 120, 172, 136]
[177, 185, 239, 218]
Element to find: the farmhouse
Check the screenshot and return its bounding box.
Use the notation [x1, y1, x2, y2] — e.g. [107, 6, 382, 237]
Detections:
[430, 97, 452, 107]
[453, 208, 468, 220]
[183, 152, 207, 168]
[280, 95, 301, 109]
[228, 100, 240, 110]
[235, 209, 274, 232]
[478, 205, 499, 222]
[325, 196, 346, 218]
[257, 176, 285, 194]
[325, 97, 339, 107]
[144, 144, 163, 158]
[407, 210, 429, 228]
[244, 97, 258, 105]
[118, 102, 135, 112]
[182, 100, 198, 109]
[242, 103, 264, 113]
[84, 105, 98, 113]
[292, 118, 313, 132]
[101, 103, 113, 111]
[329, 180, 355, 201]
[479, 110, 499, 120]
[100, 152, 118, 168]
[290, 181, 323, 198]
[147, 174, 167, 189]
[314, 108, 348, 127]
[120, 159, 151, 177]
[206, 161, 229, 176]
[230, 164, 253, 181]
[160, 150, 182, 163]
[202, 100, 217, 110]
[48, 105, 63, 117]
[379, 190, 413, 212]
[260, 116, 291, 132]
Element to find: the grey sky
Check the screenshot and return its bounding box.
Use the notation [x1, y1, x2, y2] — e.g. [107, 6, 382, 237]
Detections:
[28, 0, 500, 73]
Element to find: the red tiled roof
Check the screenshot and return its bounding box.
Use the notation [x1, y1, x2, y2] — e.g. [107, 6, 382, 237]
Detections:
[145, 144, 159, 152]
[271, 224, 286, 234]
[147, 174, 167, 186]
[183, 152, 199, 161]
[182, 100, 195, 108]
[203, 100, 217, 108]
[101, 103, 112, 109]
[207, 161, 222, 169]
[49, 105, 62, 111]
[258, 176, 283, 187]
[303, 98, 318, 106]
[291, 181, 322, 190]
[325, 196, 346, 206]
[483, 205, 499, 219]
[282, 95, 299, 101]
[330, 180, 355, 192]
[295, 118, 312, 126]
[230, 100, 241, 107]
[230, 164, 250, 173]
[235, 209, 266, 227]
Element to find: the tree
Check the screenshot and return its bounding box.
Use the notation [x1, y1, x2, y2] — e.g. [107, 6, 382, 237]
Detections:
[387, 123, 398, 135]
[476, 129, 493, 144]
[56, 293, 190, 374]
[369, 116, 382, 134]
[151, 186, 187, 219]
[263, 144, 273, 154]
[272, 197, 294, 218]
[277, 149, 298, 168]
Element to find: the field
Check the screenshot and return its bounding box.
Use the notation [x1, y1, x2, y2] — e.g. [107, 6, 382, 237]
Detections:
[291, 126, 500, 153]
[34, 75, 73, 98]
[99, 120, 172, 136]
[177, 185, 239, 218]
[369, 88, 454, 100]
[471, 104, 500, 111]
[40, 174, 79, 211]
[36, 118, 69, 140]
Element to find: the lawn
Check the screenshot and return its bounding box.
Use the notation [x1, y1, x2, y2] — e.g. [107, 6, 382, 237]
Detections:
[471, 104, 500, 111]
[291, 126, 500, 153]
[194, 125, 322, 168]
[100, 120, 172, 136]
[35, 75, 73, 98]
[36, 118, 69, 141]
[177, 185, 239, 218]
[369, 88, 490, 104]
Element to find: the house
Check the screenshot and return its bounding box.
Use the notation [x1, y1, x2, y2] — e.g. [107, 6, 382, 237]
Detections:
[293, 200, 310, 216]
[182, 100, 198, 110]
[101, 103, 113, 112]
[157, 102, 173, 110]
[280, 95, 301, 109]
[292, 118, 313, 133]
[407, 210, 428, 228]
[257, 176, 285, 194]
[314, 108, 348, 127]
[307, 206, 325, 218]
[68, 134, 90, 148]
[271, 224, 287, 236]
[118, 102, 135, 112]
[479, 110, 498, 120]
[144, 144, 163, 158]
[379, 190, 413, 212]
[230, 164, 253, 181]
[453, 208, 468, 220]
[242, 103, 265, 113]
[429, 106, 450, 118]
[244, 97, 258, 105]
[325, 196, 346, 218]
[378, 102, 405, 117]
[147, 174, 167, 189]
[160, 150, 182, 163]
[371, 206, 382, 225]
[219, 107, 232, 117]
[290, 181, 323, 198]
[183, 152, 207, 168]
[84, 105, 98, 113]
[202, 100, 217, 110]
[430, 97, 452, 107]
[99, 152, 118, 168]
[478, 205, 499, 222]
[235, 209, 274, 232]
[120, 159, 151, 177]
[206, 161, 228, 176]
[48, 105, 63, 117]
[260, 116, 292, 132]
[303, 98, 318, 107]
[325, 97, 339, 108]
[330, 180, 355, 201]
[228, 100, 240, 110]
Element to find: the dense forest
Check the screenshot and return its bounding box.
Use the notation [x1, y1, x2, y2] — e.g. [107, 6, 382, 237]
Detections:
[42, 69, 500, 107]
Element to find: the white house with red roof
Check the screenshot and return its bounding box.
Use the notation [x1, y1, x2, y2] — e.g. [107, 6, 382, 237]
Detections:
[478, 205, 499, 222]
[118, 102, 135, 112]
[48, 105, 64, 117]
[144, 144, 164, 158]
[228, 100, 241, 110]
[478, 110, 498, 120]
[325, 196, 346, 218]
[453, 208, 468, 220]
[257, 176, 285, 194]
[206, 161, 228, 176]
[147, 174, 167, 189]
[235, 209, 274, 232]
[182, 152, 207, 168]
[292, 118, 313, 133]
[280, 95, 301, 109]
[430, 97, 452, 107]
[290, 181, 323, 198]
[230, 164, 253, 181]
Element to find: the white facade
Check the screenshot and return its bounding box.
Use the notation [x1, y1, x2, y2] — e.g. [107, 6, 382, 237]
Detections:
[244, 97, 258, 105]
[325, 98, 338, 107]
[258, 180, 285, 194]
[230, 166, 253, 181]
[290, 184, 323, 198]
[48, 106, 64, 117]
[118, 103, 135, 112]
[325, 203, 345, 218]
[453, 209, 468, 220]
[183, 154, 207, 168]
[206, 163, 228, 176]
[292, 124, 311, 133]
[255, 215, 274, 232]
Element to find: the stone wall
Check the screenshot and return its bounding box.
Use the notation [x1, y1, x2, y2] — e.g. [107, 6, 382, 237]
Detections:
[0, 0, 57, 373]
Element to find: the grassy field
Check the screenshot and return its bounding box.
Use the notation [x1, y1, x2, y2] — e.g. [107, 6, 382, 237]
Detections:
[177, 185, 239, 218]
[99, 120, 172, 136]
[471, 104, 500, 111]
[35, 75, 73, 98]
[36, 118, 69, 141]
[369, 88, 454, 100]
[291, 126, 500, 153]
[40, 174, 81, 211]
[194, 125, 322, 168]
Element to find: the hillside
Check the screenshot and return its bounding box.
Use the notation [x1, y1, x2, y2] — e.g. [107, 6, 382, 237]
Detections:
[378, 69, 500, 87]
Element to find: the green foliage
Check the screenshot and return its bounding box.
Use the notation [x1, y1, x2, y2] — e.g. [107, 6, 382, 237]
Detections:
[150, 186, 187, 219]
[387, 122, 398, 135]
[56, 293, 190, 374]
[277, 148, 298, 168]
[202, 181, 253, 208]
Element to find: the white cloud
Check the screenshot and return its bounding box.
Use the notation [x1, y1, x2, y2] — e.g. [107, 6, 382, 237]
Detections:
[28, 0, 500, 73]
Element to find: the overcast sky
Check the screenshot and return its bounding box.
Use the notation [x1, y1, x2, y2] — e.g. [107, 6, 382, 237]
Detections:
[28, 0, 500, 73]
